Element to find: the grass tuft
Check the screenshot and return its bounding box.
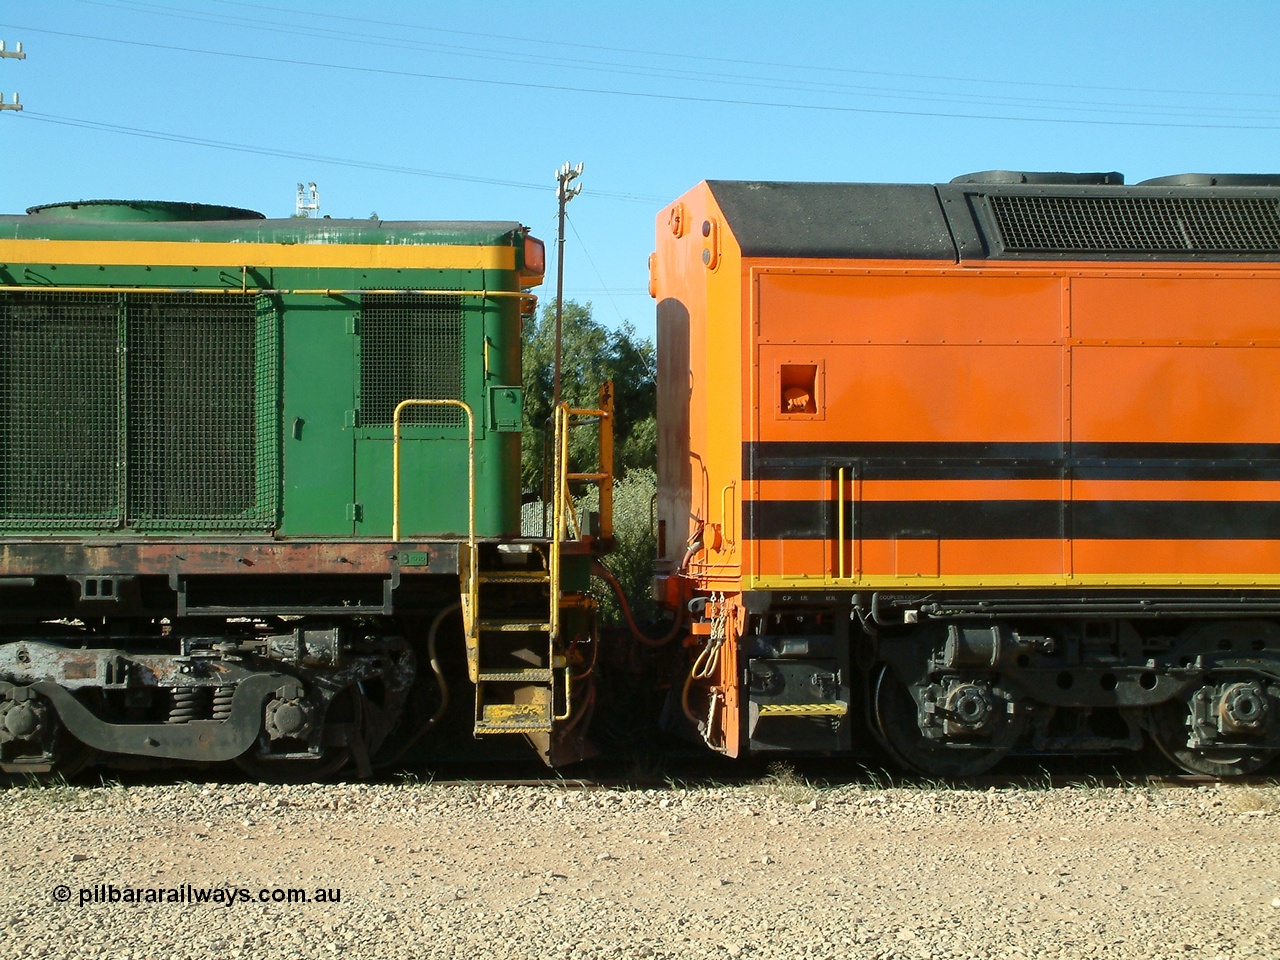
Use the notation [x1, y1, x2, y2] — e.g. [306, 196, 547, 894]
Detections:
[750, 761, 820, 805]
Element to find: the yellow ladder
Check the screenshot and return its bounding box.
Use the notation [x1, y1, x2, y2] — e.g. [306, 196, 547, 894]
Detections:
[472, 385, 614, 745]
[470, 544, 565, 737]
[391, 388, 613, 754]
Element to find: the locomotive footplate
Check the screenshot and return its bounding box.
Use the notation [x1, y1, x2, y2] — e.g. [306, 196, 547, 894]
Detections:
[744, 629, 853, 754]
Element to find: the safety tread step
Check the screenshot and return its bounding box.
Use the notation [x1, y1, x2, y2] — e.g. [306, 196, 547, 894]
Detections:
[477, 571, 551, 583]
[473, 721, 555, 735]
[474, 701, 554, 736]
[755, 701, 849, 717]
[477, 668, 554, 683]
[478, 619, 552, 633]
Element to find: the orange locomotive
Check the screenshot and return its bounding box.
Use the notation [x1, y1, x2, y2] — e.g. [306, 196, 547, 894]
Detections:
[650, 172, 1280, 777]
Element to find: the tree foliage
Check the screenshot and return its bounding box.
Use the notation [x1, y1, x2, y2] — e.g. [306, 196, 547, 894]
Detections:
[521, 300, 656, 496]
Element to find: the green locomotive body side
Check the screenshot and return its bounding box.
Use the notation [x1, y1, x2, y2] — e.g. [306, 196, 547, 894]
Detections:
[0, 202, 542, 540]
[0, 202, 587, 779]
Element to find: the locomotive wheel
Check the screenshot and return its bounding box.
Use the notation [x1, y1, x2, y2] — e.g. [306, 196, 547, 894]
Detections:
[1148, 701, 1276, 778]
[233, 747, 351, 783]
[232, 685, 370, 782]
[0, 689, 95, 784]
[871, 664, 1018, 779]
[0, 735, 94, 784]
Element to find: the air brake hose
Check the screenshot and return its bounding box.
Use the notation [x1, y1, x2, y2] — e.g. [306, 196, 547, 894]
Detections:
[379, 601, 459, 766]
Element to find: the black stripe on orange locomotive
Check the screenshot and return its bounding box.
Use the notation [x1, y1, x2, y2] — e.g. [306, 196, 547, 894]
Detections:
[746, 441, 1280, 482]
[744, 499, 1280, 542]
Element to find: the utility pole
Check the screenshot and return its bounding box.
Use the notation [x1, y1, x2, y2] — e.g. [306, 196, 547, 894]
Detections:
[552, 161, 583, 409]
[0, 40, 24, 113]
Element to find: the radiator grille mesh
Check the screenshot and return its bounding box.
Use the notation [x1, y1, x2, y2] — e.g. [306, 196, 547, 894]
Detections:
[359, 293, 465, 427]
[987, 195, 1280, 254]
[0, 291, 278, 530]
[0, 292, 121, 526]
[127, 294, 258, 524]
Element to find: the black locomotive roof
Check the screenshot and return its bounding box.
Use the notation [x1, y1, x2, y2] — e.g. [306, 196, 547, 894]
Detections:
[705, 181, 955, 261]
[706, 176, 1280, 262]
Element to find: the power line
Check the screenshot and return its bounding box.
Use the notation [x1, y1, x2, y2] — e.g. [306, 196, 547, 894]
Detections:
[197, 0, 1280, 104]
[566, 212, 627, 330]
[16, 111, 666, 204]
[6, 23, 1280, 132]
[62, 1, 1280, 121]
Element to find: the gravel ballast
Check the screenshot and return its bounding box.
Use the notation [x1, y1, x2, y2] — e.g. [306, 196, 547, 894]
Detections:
[1, 775, 1277, 959]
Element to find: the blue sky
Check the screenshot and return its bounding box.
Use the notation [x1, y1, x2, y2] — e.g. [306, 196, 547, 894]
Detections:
[2, 1, 1279, 339]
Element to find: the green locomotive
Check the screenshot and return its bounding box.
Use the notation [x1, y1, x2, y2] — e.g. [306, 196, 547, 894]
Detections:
[0, 199, 603, 778]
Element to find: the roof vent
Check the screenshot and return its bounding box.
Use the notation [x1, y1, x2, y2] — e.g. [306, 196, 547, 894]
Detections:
[1137, 174, 1280, 188]
[25, 200, 265, 222]
[985, 194, 1280, 255]
[951, 170, 1124, 186]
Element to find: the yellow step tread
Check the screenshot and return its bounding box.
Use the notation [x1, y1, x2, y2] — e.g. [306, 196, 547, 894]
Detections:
[478, 620, 552, 633]
[475, 702, 553, 735]
[474, 722, 554, 735]
[477, 668, 554, 683]
[756, 702, 849, 717]
[477, 571, 551, 583]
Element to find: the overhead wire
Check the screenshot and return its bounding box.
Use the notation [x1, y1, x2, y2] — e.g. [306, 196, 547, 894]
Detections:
[566, 212, 627, 329]
[66, 0, 1280, 120]
[199, 0, 1280, 104]
[7, 22, 1280, 131]
[13, 111, 665, 204]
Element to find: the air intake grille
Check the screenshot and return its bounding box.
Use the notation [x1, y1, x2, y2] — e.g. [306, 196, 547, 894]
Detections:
[127, 294, 259, 525]
[0, 292, 121, 527]
[987, 194, 1280, 255]
[359, 293, 465, 427]
[0, 291, 278, 531]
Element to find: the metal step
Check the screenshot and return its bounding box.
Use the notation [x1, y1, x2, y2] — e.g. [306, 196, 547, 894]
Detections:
[475, 702, 553, 735]
[756, 701, 849, 718]
[477, 619, 552, 633]
[477, 668, 554, 683]
[473, 720, 554, 735]
[477, 570, 551, 584]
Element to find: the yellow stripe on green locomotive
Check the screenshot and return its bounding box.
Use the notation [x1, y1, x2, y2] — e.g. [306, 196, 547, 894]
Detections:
[0, 200, 544, 539]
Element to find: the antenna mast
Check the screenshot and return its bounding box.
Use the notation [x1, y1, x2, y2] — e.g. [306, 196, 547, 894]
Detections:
[552, 161, 583, 409]
[295, 182, 320, 218]
[0, 40, 25, 113]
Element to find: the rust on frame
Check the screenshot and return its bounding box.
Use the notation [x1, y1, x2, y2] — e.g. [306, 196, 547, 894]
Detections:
[0, 540, 461, 577]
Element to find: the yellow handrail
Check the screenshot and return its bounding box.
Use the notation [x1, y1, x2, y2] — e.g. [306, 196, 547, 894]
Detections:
[837, 466, 846, 581]
[393, 399, 477, 641]
[720, 480, 736, 551]
[549, 387, 614, 722]
[392, 399, 475, 542]
[550, 397, 611, 628]
[550, 401, 574, 643]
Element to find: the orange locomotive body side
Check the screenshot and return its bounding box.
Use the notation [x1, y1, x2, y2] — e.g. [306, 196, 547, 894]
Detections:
[751, 265, 1280, 585]
[652, 174, 1280, 774]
